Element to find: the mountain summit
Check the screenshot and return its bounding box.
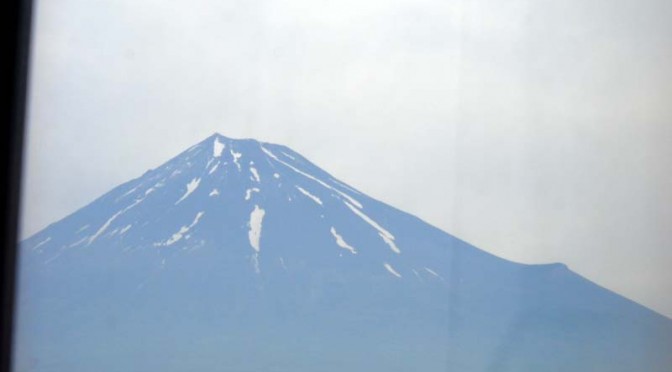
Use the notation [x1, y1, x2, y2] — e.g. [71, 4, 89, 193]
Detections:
[14, 133, 672, 372]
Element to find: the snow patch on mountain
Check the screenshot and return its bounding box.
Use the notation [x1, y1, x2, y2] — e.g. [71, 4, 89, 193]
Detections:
[32, 237, 51, 251]
[251, 254, 260, 274]
[380, 234, 401, 255]
[248, 205, 265, 253]
[209, 189, 220, 197]
[68, 237, 88, 248]
[245, 188, 260, 201]
[250, 166, 261, 183]
[175, 178, 201, 205]
[119, 184, 142, 200]
[330, 227, 357, 254]
[280, 151, 296, 160]
[384, 263, 402, 278]
[424, 267, 442, 279]
[332, 179, 361, 195]
[156, 211, 205, 247]
[213, 137, 225, 157]
[261, 146, 363, 208]
[248, 205, 266, 274]
[344, 201, 401, 254]
[89, 197, 146, 245]
[230, 149, 242, 171]
[296, 186, 322, 205]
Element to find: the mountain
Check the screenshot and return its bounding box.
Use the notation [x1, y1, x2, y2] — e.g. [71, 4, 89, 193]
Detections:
[13, 133, 672, 372]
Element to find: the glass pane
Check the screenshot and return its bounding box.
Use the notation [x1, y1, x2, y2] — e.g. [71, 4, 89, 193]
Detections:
[14, 1, 672, 371]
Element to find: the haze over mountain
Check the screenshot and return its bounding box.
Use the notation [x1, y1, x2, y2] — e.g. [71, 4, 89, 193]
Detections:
[13, 134, 672, 372]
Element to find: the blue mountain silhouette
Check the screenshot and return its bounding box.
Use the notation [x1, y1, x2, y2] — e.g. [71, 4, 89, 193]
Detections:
[14, 133, 672, 371]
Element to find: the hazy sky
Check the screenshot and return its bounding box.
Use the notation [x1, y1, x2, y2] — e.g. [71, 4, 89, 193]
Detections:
[22, 0, 672, 317]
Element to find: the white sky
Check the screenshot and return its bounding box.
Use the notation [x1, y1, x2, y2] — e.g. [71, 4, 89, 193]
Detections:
[22, 0, 672, 317]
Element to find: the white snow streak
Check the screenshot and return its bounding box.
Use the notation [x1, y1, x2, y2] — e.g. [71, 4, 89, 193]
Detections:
[273, 173, 280, 179]
[332, 179, 361, 195]
[159, 211, 205, 246]
[213, 137, 225, 157]
[281, 151, 296, 160]
[89, 198, 144, 245]
[248, 205, 266, 253]
[296, 186, 323, 205]
[32, 237, 51, 251]
[76, 225, 89, 233]
[230, 149, 242, 171]
[209, 189, 220, 197]
[175, 178, 201, 205]
[344, 202, 401, 254]
[90, 215, 120, 244]
[380, 234, 400, 255]
[245, 188, 260, 200]
[68, 237, 88, 248]
[248, 205, 265, 274]
[384, 263, 402, 278]
[251, 254, 260, 274]
[261, 146, 362, 208]
[187, 143, 200, 152]
[120, 224, 132, 234]
[424, 268, 443, 279]
[119, 184, 141, 199]
[208, 163, 219, 174]
[330, 227, 357, 254]
[44, 253, 62, 265]
[250, 167, 261, 183]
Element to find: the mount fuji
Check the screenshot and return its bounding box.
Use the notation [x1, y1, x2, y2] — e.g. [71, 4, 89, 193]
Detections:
[13, 133, 672, 372]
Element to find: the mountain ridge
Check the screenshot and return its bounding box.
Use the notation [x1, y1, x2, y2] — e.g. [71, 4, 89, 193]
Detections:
[14, 133, 672, 372]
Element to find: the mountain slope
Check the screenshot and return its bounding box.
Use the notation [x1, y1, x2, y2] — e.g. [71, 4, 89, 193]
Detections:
[13, 133, 672, 372]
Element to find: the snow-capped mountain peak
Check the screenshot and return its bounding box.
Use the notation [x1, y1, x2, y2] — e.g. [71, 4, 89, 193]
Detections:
[14, 133, 672, 372]
[23, 133, 417, 278]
